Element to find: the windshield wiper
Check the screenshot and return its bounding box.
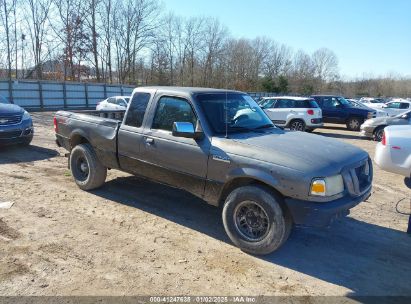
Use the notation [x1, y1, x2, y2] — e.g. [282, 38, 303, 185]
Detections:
[255, 124, 275, 129]
[227, 125, 273, 133]
[227, 126, 256, 132]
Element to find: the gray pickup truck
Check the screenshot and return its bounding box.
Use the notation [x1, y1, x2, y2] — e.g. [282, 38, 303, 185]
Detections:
[55, 87, 372, 255]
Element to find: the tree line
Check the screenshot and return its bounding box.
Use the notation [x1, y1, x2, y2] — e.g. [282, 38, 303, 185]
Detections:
[0, 0, 409, 97]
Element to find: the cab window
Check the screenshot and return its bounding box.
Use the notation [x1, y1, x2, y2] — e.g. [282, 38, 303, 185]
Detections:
[124, 93, 151, 128]
[323, 97, 340, 108]
[152, 96, 197, 131]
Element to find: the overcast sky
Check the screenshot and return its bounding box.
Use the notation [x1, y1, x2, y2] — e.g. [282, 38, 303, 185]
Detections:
[165, 0, 411, 79]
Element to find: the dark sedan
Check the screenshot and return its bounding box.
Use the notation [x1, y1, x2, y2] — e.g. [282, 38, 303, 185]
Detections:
[0, 95, 34, 146]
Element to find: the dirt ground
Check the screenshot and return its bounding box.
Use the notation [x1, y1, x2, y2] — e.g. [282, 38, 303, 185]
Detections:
[0, 112, 410, 297]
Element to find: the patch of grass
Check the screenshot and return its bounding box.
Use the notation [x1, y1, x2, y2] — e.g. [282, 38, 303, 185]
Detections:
[64, 171, 71, 177]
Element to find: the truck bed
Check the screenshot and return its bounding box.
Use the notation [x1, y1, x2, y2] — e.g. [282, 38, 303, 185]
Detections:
[55, 110, 125, 170]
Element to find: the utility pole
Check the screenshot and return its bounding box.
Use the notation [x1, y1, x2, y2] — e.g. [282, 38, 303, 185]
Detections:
[21, 33, 25, 78]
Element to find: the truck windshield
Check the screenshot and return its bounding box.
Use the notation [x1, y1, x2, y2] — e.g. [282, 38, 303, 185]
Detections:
[0, 95, 9, 104]
[196, 93, 275, 134]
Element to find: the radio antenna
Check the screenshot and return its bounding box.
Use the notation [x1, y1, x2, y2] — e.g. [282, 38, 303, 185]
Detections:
[225, 90, 228, 138]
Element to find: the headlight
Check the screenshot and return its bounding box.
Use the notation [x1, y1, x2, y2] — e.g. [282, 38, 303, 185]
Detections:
[310, 175, 344, 197]
[22, 111, 31, 120]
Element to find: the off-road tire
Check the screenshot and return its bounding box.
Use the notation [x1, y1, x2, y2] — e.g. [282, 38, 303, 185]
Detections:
[70, 143, 107, 190]
[222, 185, 292, 255]
[346, 117, 363, 131]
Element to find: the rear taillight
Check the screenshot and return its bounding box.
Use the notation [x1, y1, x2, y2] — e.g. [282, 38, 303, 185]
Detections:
[53, 117, 58, 133]
[307, 109, 314, 115]
[381, 132, 386, 145]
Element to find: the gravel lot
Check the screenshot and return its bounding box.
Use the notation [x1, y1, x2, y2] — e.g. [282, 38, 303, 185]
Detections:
[0, 112, 410, 296]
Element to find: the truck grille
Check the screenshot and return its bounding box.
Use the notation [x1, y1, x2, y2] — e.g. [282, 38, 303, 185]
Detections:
[0, 115, 22, 126]
[342, 158, 373, 196]
[0, 130, 22, 139]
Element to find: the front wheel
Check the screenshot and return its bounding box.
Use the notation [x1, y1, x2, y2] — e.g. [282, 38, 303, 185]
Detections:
[70, 143, 107, 190]
[373, 126, 385, 142]
[346, 117, 363, 131]
[222, 185, 292, 255]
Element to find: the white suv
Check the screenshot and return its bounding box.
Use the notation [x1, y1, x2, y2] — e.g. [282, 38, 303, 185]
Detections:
[259, 97, 323, 131]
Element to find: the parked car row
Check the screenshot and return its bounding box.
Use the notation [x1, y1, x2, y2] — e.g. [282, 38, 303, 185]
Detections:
[258, 95, 375, 131]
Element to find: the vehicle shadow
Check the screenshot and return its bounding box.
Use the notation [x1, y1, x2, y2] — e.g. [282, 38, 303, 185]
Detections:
[0, 144, 59, 164]
[92, 175, 411, 296]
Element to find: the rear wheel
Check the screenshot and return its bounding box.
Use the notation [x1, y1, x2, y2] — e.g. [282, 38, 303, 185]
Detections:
[346, 117, 363, 131]
[373, 126, 385, 142]
[222, 185, 292, 255]
[289, 119, 305, 131]
[70, 143, 107, 190]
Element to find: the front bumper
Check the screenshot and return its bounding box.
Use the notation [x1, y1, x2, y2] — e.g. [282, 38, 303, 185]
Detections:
[284, 187, 371, 227]
[359, 125, 374, 138]
[0, 120, 34, 146]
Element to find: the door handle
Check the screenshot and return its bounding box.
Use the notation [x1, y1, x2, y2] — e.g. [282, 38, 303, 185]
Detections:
[145, 137, 154, 145]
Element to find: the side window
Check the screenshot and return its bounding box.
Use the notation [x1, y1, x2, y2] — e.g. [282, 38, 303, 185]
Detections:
[274, 99, 291, 108]
[314, 98, 323, 107]
[323, 97, 340, 108]
[124, 93, 151, 128]
[400, 103, 409, 109]
[262, 99, 275, 109]
[108, 97, 116, 104]
[387, 102, 400, 109]
[117, 99, 127, 107]
[152, 96, 197, 131]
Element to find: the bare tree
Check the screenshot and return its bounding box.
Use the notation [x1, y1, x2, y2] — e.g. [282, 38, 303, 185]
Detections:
[85, 0, 101, 81]
[200, 18, 227, 87]
[25, 0, 52, 79]
[0, 0, 14, 80]
[312, 48, 339, 85]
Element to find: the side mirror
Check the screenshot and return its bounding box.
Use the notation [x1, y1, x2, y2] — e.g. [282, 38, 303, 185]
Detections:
[335, 103, 342, 108]
[172, 122, 203, 139]
[382, 104, 387, 108]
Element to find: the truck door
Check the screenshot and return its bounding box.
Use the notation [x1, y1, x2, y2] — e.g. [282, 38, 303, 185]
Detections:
[117, 90, 155, 173]
[139, 95, 211, 198]
[322, 97, 344, 123]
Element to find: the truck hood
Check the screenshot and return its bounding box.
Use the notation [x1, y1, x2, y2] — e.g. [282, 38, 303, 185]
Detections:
[0, 103, 24, 115]
[214, 129, 368, 175]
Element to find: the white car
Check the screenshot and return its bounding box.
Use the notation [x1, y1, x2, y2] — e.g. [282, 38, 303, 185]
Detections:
[348, 99, 388, 117]
[374, 125, 411, 178]
[359, 97, 386, 109]
[96, 96, 130, 111]
[380, 99, 411, 117]
[259, 97, 323, 131]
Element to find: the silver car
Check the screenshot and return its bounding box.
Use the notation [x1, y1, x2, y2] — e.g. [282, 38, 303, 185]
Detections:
[360, 110, 411, 141]
[374, 125, 411, 178]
